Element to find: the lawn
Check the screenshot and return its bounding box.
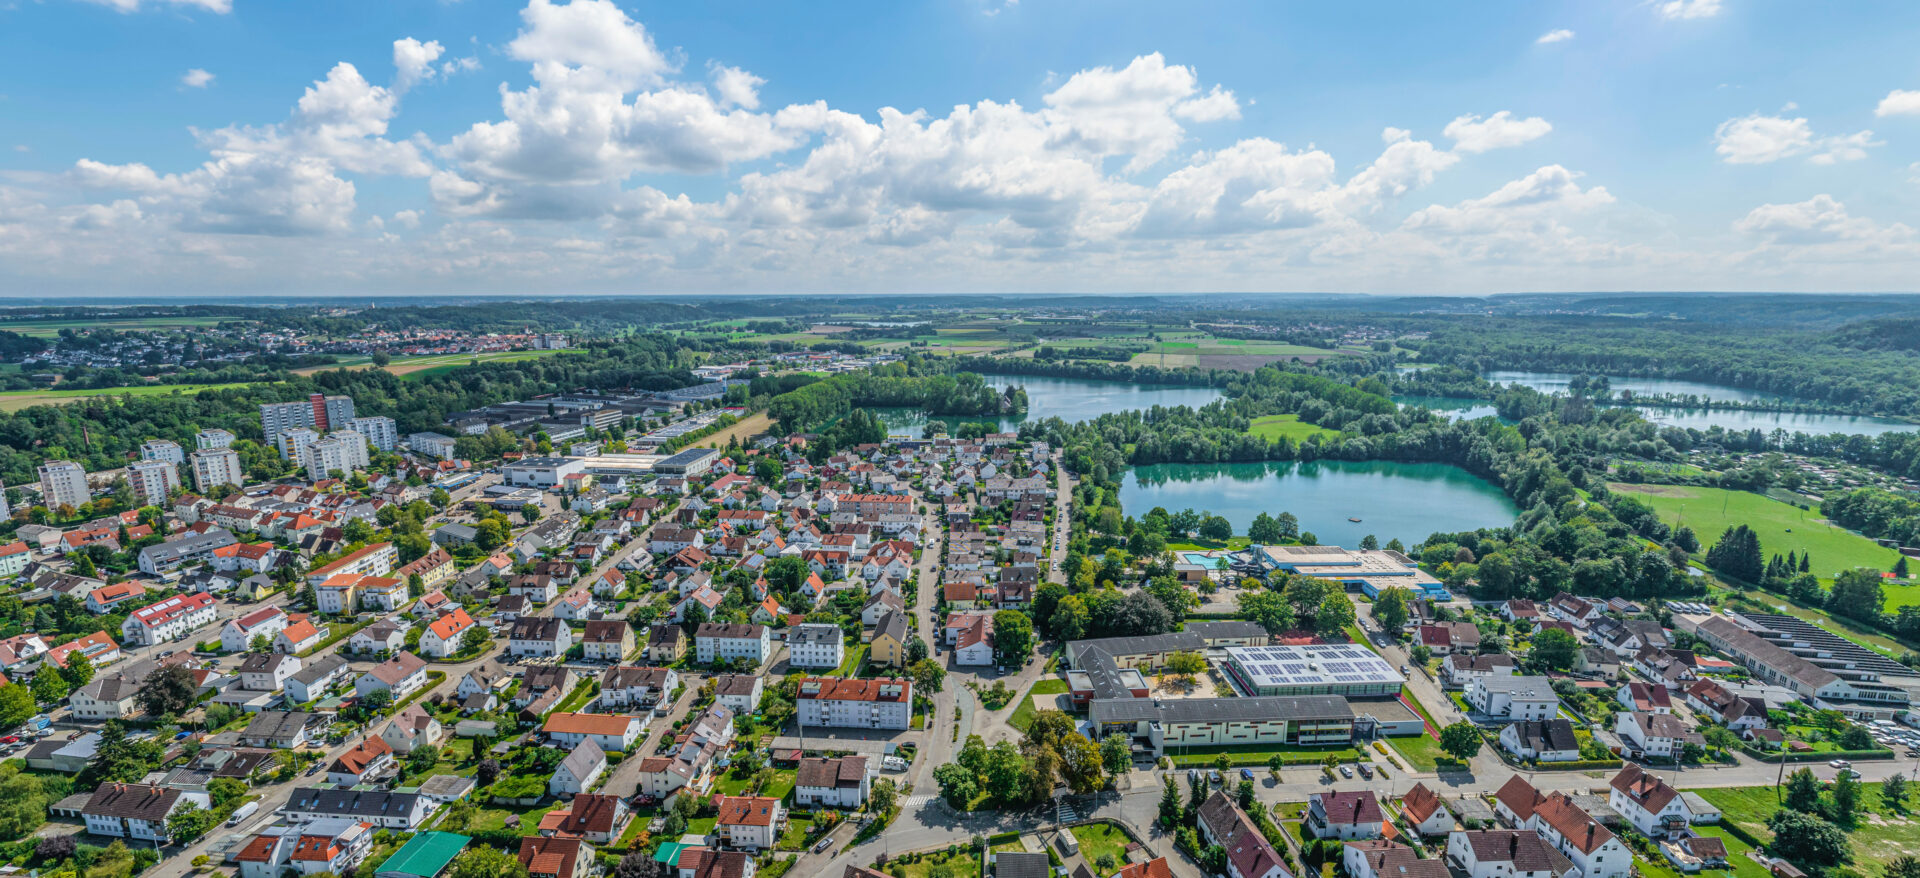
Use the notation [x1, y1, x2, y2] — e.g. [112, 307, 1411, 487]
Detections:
[1691, 826, 1773, 878]
[0, 381, 263, 412]
[1247, 415, 1340, 443]
[832, 644, 869, 677]
[1386, 734, 1451, 773]
[1695, 785, 1920, 878]
[1070, 823, 1133, 869]
[1609, 484, 1909, 593]
[890, 850, 981, 878]
[714, 768, 796, 799]
[462, 801, 565, 836]
[1007, 678, 1070, 732]
[0, 315, 228, 337]
[776, 814, 817, 851]
[1166, 745, 1360, 767]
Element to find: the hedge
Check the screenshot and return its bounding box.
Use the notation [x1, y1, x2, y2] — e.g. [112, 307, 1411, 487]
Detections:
[1525, 758, 1624, 771]
[1738, 746, 1895, 763]
[1716, 819, 1766, 849]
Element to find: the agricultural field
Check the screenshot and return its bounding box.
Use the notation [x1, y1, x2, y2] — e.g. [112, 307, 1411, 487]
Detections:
[1610, 483, 1915, 601]
[1126, 336, 1347, 371]
[0, 381, 262, 412]
[293, 348, 580, 378]
[1247, 414, 1339, 442]
[0, 315, 230, 337]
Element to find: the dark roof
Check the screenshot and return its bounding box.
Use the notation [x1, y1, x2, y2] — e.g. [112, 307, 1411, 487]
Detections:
[1090, 695, 1353, 725]
[288, 787, 423, 818]
[511, 617, 566, 641]
[245, 710, 313, 741]
[1186, 621, 1269, 641]
[1457, 831, 1570, 873]
[714, 674, 760, 696]
[695, 622, 766, 640]
[1510, 719, 1580, 754]
[582, 620, 629, 644]
[84, 784, 183, 821]
[873, 610, 908, 643]
[996, 853, 1051, 878]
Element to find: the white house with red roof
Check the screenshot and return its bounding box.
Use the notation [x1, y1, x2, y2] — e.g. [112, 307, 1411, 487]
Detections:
[419, 608, 478, 659]
[121, 591, 217, 645]
[223, 606, 291, 653]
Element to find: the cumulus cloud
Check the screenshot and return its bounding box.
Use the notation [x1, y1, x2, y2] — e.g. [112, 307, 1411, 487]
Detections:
[1876, 89, 1920, 117]
[393, 38, 445, 92]
[1443, 111, 1552, 153]
[1403, 165, 1613, 235]
[1713, 113, 1878, 164]
[1536, 29, 1575, 44]
[710, 64, 766, 110]
[182, 69, 215, 89]
[1735, 194, 1915, 255]
[1656, 0, 1722, 21]
[1040, 53, 1239, 173]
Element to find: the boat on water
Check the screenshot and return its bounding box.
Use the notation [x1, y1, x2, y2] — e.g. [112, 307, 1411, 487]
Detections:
[1348, 517, 1362, 522]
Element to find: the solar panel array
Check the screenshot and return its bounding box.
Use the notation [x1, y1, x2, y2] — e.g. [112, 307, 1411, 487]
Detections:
[1223, 644, 1401, 689]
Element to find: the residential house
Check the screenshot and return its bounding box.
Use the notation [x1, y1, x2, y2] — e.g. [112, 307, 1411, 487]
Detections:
[276, 619, 324, 655]
[599, 666, 678, 710]
[1344, 841, 1449, 878]
[539, 793, 630, 844]
[1443, 654, 1518, 690]
[581, 621, 634, 663]
[543, 713, 644, 752]
[1307, 790, 1384, 839]
[713, 674, 763, 715]
[550, 738, 608, 796]
[240, 652, 301, 692]
[695, 623, 770, 665]
[868, 611, 908, 668]
[223, 607, 291, 653]
[356, 653, 429, 701]
[283, 788, 432, 831]
[350, 621, 408, 656]
[286, 655, 350, 704]
[1499, 719, 1582, 763]
[510, 617, 572, 658]
[1466, 676, 1560, 722]
[382, 704, 445, 755]
[327, 736, 395, 785]
[1445, 830, 1574, 878]
[1400, 783, 1455, 837]
[793, 756, 870, 809]
[83, 784, 210, 842]
[420, 608, 479, 659]
[1607, 765, 1696, 839]
[1618, 681, 1674, 715]
[715, 796, 784, 852]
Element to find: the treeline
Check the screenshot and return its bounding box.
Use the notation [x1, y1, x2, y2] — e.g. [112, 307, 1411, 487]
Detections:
[0, 334, 708, 485]
[950, 356, 1238, 387]
[1408, 318, 1920, 416]
[764, 367, 1021, 432]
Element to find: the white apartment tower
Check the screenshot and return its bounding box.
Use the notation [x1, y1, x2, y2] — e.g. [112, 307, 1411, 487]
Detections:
[126, 459, 180, 506]
[140, 439, 185, 466]
[190, 448, 245, 493]
[350, 416, 398, 452]
[260, 393, 355, 441]
[37, 460, 88, 510]
[304, 432, 368, 482]
[195, 429, 236, 451]
[277, 428, 319, 462]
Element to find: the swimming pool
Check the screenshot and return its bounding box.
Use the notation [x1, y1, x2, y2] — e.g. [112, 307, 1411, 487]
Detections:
[1178, 551, 1221, 567]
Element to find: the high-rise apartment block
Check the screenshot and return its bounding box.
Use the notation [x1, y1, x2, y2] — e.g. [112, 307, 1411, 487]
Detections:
[191, 447, 245, 493]
[261, 393, 355, 441]
[126, 459, 180, 506]
[350, 416, 398, 452]
[37, 460, 89, 510]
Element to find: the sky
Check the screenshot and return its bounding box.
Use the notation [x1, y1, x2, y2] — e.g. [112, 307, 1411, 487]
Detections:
[2, 0, 1920, 297]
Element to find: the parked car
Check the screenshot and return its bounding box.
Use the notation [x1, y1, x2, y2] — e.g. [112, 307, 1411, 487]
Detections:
[1240, 768, 1255, 781]
[1208, 770, 1223, 784]
[1357, 763, 1374, 779]
[1338, 764, 1354, 778]
[1829, 759, 1852, 769]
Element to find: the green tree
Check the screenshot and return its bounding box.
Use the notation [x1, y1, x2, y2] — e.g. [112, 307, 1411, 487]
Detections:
[1164, 651, 1207, 684]
[1315, 592, 1356, 637]
[1784, 768, 1824, 813]
[870, 777, 900, 814]
[61, 652, 95, 687]
[462, 624, 491, 652]
[1158, 781, 1184, 827]
[1530, 628, 1579, 672]
[0, 683, 35, 729]
[1237, 779, 1256, 808]
[992, 610, 1034, 667]
[208, 777, 248, 810]
[449, 845, 532, 878]
[1887, 856, 1920, 878]
[1833, 769, 1862, 824]
[910, 659, 946, 693]
[166, 801, 215, 843]
[250, 634, 271, 652]
[1199, 515, 1233, 542]
[1410, 644, 1433, 667]
[1439, 722, 1482, 761]
[138, 664, 199, 717]
[1883, 773, 1909, 813]
[1101, 733, 1133, 779]
[933, 763, 978, 808]
[1058, 733, 1107, 795]
[1248, 512, 1284, 545]
[1767, 811, 1851, 870]
[1372, 587, 1410, 632]
[29, 670, 66, 705]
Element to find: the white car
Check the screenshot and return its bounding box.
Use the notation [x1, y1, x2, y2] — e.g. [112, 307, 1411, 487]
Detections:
[1829, 759, 1852, 769]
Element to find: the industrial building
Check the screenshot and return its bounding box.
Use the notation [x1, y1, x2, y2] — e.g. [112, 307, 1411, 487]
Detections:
[1220, 644, 1405, 698]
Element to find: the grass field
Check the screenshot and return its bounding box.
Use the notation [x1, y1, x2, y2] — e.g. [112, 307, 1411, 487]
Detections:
[0, 316, 228, 337]
[1247, 414, 1340, 442]
[1386, 733, 1450, 773]
[0, 381, 262, 412]
[292, 348, 579, 378]
[691, 411, 771, 449]
[1007, 678, 1070, 732]
[1610, 483, 1913, 595]
[1695, 785, 1919, 877]
[1071, 823, 1133, 868]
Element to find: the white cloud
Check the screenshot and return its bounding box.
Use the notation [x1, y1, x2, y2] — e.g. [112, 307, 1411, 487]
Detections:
[710, 64, 766, 110]
[181, 69, 215, 89]
[442, 56, 482, 77]
[1735, 194, 1915, 253]
[1536, 29, 1575, 44]
[508, 0, 675, 91]
[1443, 111, 1552, 153]
[1040, 53, 1238, 173]
[1875, 89, 1920, 117]
[1403, 164, 1613, 235]
[1656, 0, 1723, 21]
[392, 38, 445, 93]
[78, 0, 231, 13]
[1713, 113, 1878, 164]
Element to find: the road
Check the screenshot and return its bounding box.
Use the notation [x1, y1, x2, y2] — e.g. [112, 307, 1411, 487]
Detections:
[146, 493, 674, 877]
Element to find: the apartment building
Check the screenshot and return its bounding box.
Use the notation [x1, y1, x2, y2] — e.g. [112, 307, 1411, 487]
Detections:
[191, 447, 245, 493]
[795, 677, 912, 730]
[126, 459, 179, 506]
[38, 460, 89, 510]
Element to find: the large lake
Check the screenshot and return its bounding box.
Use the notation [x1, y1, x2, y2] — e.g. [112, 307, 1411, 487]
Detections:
[1121, 459, 1519, 548]
[874, 375, 1226, 437]
[1480, 371, 1918, 435]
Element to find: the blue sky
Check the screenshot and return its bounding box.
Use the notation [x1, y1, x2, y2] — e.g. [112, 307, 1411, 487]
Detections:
[2, 0, 1918, 295]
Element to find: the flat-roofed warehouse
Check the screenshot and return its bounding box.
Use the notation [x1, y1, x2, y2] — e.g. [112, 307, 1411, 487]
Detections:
[653, 447, 721, 477]
[1222, 644, 1404, 698]
[1089, 695, 1354, 756]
